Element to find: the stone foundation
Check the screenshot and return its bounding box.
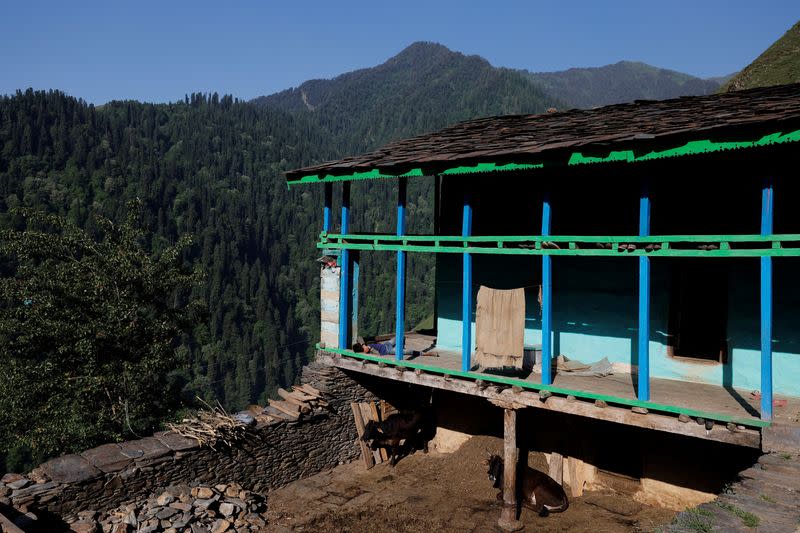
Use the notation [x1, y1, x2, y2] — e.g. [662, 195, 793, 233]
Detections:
[0, 361, 377, 519]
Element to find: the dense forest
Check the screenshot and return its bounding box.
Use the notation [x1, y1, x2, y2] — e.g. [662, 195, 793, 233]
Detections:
[0, 44, 561, 470]
[2, 40, 743, 470]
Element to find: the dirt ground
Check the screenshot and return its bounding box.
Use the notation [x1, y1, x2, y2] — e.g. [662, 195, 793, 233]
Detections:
[264, 435, 676, 532]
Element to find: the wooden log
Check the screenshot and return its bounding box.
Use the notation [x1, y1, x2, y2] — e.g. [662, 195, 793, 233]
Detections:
[276, 390, 311, 413]
[263, 405, 295, 421]
[549, 452, 564, 486]
[0, 511, 26, 533]
[350, 402, 375, 469]
[299, 383, 323, 398]
[498, 408, 523, 531]
[268, 400, 300, 418]
[284, 387, 316, 402]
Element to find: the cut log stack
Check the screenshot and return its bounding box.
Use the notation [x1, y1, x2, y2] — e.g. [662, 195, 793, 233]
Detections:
[261, 384, 327, 423]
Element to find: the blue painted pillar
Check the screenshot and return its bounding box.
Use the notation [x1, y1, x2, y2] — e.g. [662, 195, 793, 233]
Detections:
[761, 180, 774, 420]
[638, 186, 651, 401]
[541, 193, 553, 385]
[462, 188, 473, 371]
[338, 182, 351, 350]
[395, 178, 407, 360]
[323, 182, 332, 233]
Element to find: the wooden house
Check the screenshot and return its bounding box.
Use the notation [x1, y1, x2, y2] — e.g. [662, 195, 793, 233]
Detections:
[287, 84, 800, 527]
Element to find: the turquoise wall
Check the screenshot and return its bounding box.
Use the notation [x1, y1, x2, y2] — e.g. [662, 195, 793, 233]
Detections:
[435, 254, 800, 397]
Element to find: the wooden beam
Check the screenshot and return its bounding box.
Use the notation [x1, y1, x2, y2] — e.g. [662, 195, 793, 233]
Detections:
[320, 353, 761, 448]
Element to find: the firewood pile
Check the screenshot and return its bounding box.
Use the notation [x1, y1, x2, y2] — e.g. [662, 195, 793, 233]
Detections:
[64, 483, 266, 533]
[259, 383, 328, 422]
[166, 400, 249, 449]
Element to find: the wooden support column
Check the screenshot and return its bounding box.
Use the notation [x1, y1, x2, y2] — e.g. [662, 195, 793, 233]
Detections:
[541, 192, 553, 385]
[323, 182, 332, 233]
[462, 187, 473, 372]
[761, 180, 774, 420]
[396, 177, 407, 360]
[338, 182, 351, 349]
[638, 185, 651, 401]
[499, 408, 523, 531]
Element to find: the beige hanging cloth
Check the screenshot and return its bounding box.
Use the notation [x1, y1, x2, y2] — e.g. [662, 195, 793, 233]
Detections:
[474, 286, 526, 368]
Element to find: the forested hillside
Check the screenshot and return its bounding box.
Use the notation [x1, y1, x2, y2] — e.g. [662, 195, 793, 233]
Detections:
[525, 61, 725, 109]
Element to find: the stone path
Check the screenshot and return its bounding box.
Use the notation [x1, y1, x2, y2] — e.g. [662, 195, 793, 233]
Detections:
[668, 451, 800, 533]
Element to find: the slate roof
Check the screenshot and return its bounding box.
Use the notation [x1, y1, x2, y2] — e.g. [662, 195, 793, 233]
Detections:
[286, 83, 800, 182]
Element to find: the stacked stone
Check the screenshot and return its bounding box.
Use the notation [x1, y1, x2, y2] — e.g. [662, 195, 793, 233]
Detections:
[0, 361, 381, 526]
[66, 483, 267, 533]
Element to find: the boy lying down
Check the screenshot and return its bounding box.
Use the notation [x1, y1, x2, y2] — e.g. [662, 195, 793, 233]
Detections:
[351, 336, 437, 357]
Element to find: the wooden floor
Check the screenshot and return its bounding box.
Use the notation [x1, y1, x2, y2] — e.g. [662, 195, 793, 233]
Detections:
[367, 332, 799, 427]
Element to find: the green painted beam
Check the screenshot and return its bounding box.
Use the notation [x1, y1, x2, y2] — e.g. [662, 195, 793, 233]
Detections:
[317, 232, 800, 258]
[286, 128, 800, 187]
[318, 345, 769, 429]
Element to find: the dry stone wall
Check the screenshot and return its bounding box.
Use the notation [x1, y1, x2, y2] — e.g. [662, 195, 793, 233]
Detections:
[0, 360, 377, 520]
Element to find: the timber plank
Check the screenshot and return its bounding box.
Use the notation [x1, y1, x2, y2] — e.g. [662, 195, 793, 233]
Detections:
[350, 403, 375, 469]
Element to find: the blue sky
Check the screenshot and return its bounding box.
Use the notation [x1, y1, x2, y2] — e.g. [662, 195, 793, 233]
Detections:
[1, 1, 798, 104]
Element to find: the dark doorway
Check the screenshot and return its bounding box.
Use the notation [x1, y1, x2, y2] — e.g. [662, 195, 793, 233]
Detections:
[668, 262, 729, 363]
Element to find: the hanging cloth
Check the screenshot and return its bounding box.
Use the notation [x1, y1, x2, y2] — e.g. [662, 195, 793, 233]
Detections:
[474, 286, 526, 368]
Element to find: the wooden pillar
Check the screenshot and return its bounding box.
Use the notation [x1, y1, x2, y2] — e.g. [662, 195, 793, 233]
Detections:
[638, 185, 651, 401]
[323, 182, 332, 233]
[338, 182, 351, 349]
[541, 192, 553, 385]
[396, 177, 407, 360]
[761, 180, 774, 420]
[462, 187, 473, 371]
[499, 408, 523, 531]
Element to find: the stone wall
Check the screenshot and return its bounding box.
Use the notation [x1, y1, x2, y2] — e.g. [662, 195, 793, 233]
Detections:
[0, 360, 377, 519]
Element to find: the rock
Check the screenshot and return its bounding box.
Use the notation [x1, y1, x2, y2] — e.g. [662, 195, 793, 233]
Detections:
[1, 473, 25, 484]
[111, 524, 131, 533]
[214, 483, 228, 493]
[170, 502, 192, 512]
[8, 478, 31, 490]
[156, 491, 175, 506]
[211, 519, 231, 533]
[192, 487, 215, 499]
[194, 497, 217, 511]
[156, 506, 178, 519]
[70, 520, 100, 533]
[218, 502, 235, 517]
[191, 525, 211, 533]
[224, 484, 242, 498]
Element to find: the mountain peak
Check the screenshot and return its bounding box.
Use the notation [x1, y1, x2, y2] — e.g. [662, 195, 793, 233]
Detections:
[722, 20, 800, 92]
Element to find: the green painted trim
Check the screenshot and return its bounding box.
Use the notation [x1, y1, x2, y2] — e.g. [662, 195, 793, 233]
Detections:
[318, 345, 769, 428]
[317, 232, 800, 258]
[569, 129, 800, 166]
[440, 162, 543, 175]
[289, 167, 424, 186]
[287, 128, 800, 186]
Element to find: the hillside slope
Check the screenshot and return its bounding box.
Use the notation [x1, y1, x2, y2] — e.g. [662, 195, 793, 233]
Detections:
[722, 21, 800, 92]
[254, 42, 561, 156]
[525, 61, 723, 108]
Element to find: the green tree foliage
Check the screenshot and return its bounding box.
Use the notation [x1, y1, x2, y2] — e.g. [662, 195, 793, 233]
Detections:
[0, 203, 203, 467]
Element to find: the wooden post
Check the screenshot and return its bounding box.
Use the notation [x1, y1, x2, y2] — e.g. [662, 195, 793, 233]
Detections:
[339, 182, 351, 349]
[499, 408, 524, 531]
[396, 177, 407, 360]
[323, 182, 332, 232]
[638, 184, 651, 401]
[541, 192, 553, 385]
[761, 180, 774, 420]
[462, 186, 473, 371]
